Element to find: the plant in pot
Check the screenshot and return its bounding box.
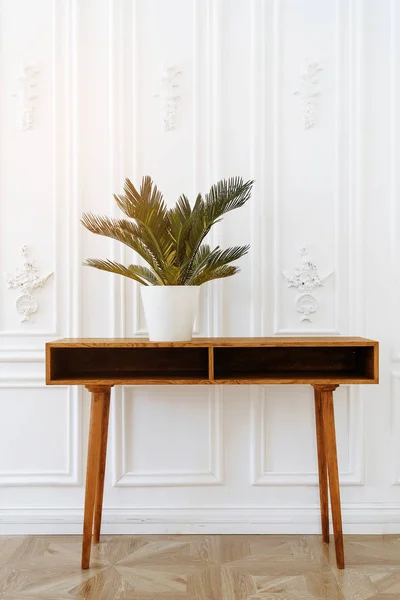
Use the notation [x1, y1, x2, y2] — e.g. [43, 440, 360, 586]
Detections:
[81, 175, 253, 341]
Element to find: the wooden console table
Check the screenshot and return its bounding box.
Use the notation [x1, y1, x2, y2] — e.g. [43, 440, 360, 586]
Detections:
[46, 336, 379, 570]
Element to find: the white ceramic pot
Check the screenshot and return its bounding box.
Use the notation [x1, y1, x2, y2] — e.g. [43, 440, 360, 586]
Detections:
[140, 285, 200, 342]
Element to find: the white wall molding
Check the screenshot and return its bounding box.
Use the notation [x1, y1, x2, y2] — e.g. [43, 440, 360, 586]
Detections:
[250, 386, 363, 486]
[270, 0, 359, 336]
[12, 61, 39, 131]
[205, 0, 224, 338]
[64, 0, 81, 340]
[273, 328, 340, 335]
[390, 4, 400, 496]
[112, 387, 223, 487]
[348, 0, 364, 336]
[0, 384, 80, 486]
[0, 0, 81, 490]
[0, 373, 44, 385]
[269, 0, 282, 336]
[153, 65, 182, 131]
[109, 0, 129, 340]
[0, 0, 80, 348]
[250, 0, 277, 336]
[390, 0, 400, 361]
[283, 245, 333, 323]
[0, 350, 45, 363]
[1, 504, 400, 535]
[390, 372, 400, 484]
[6, 245, 53, 323]
[294, 59, 322, 129]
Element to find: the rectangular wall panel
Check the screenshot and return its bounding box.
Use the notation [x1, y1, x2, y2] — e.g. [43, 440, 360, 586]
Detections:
[0, 386, 79, 485]
[0, 0, 79, 355]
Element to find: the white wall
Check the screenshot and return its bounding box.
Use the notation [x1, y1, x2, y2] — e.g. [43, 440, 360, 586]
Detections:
[0, 0, 399, 535]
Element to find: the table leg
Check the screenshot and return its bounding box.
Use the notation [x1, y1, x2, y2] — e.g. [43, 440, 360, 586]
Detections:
[313, 387, 329, 543]
[82, 385, 112, 569]
[93, 387, 111, 544]
[320, 385, 344, 569]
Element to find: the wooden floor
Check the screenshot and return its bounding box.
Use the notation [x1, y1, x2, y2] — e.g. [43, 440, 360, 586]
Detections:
[1, 534, 400, 599]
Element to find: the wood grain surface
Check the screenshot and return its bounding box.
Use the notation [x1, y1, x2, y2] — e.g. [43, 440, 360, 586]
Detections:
[93, 388, 111, 545]
[314, 388, 329, 544]
[46, 337, 379, 385]
[320, 386, 344, 569]
[1, 533, 399, 599]
[82, 386, 112, 569]
[47, 336, 378, 347]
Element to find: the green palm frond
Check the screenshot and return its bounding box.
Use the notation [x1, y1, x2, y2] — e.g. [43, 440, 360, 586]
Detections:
[114, 177, 174, 271]
[167, 194, 197, 266]
[81, 213, 168, 283]
[204, 245, 250, 269]
[81, 176, 253, 285]
[204, 177, 253, 223]
[127, 264, 163, 285]
[185, 244, 250, 285]
[83, 259, 150, 285]
[179, 179, 253, 281]
[114, 176, 166, 223]
[190, 265, 240, 286]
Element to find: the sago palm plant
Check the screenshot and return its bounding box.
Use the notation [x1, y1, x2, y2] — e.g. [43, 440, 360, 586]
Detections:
[81, 176, 253, 286]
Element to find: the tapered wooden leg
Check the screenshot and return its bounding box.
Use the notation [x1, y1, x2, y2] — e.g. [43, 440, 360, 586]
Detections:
[320, 385, 344, 570]
[313, 387, 329, 544]
[93, 388, 111, 544]
[82, 385, 112, 569]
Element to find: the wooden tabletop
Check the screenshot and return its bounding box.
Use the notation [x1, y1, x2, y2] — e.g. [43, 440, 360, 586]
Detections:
[47, 336, 377, 347]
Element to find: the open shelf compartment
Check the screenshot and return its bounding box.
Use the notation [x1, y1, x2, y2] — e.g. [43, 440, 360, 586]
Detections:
[49, 346, 209, 382]
[213, 345, 376, 382]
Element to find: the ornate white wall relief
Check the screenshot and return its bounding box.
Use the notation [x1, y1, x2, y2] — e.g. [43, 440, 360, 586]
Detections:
[283, 246, 332, 322]
[294, 60, 322, 129]
[153, 66, 182, 131]
[12, 63, 39, 131]
[6, 246, 53, 322]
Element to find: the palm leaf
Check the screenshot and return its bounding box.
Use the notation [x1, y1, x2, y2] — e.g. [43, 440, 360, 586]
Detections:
[180, 179, 253, 281]
[127, 264, 163, 285]
[186, 245, 249, 285]
[185, 244, 249, 285]
[114, 177, 174, 272]
[114, 176, 166, 222]
[190, 265, 240, 286]
[81, 213, 168, 283]
[168, 194, 205, 268]
[83, 259, 150, 285]
[204, 177, 253, 223]
[205, 245, 250, 268]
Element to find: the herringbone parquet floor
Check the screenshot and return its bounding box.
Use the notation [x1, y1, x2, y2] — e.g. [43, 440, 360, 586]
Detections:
[1, 534, 400, 599]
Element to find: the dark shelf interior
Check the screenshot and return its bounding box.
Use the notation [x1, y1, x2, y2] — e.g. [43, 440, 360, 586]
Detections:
[50, 347, 209, 381]
[213, 346, 375, 381]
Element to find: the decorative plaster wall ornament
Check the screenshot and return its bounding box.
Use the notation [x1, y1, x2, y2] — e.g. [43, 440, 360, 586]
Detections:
[294, 60, 322, 129]
[296, 293, 318, 322]
[153, 66, 182, 131]
[283, 246, 332, 322]
[6, 246, 53, 322]
[12, 62, 39, 131]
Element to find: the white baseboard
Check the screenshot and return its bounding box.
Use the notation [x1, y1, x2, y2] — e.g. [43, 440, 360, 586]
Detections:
[1, 505, 400, 535]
